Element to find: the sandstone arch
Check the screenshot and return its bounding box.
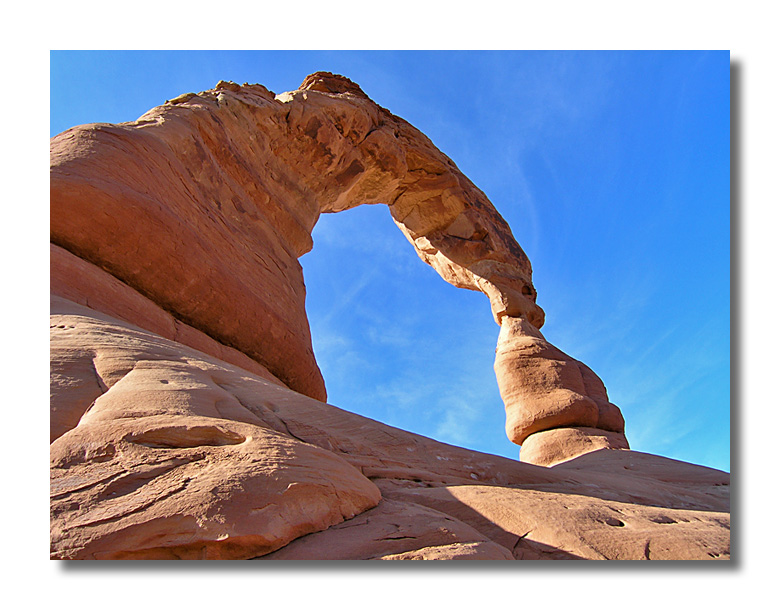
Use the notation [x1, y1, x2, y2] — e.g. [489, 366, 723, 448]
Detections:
[50, 71, 626, 464]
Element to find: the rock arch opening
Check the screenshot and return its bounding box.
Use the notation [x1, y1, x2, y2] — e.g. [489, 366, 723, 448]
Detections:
[300, 203, 514, 456]
[50, 71, 628, 465]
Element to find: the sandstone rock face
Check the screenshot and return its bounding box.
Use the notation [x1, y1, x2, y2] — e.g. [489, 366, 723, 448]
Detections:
[494, 316, 628, 462]
[51, 297, 729, 560]
[519, 427, 629, 467]
[51, 243, 286, 395]
[50, 72, 728, 560]
[51, 72, 543, 404]
[258, 499, 515, 560]
[50, 297, 381, 559]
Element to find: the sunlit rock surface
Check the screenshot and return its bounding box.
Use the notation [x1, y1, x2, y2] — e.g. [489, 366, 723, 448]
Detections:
[50, 73, 728, 560]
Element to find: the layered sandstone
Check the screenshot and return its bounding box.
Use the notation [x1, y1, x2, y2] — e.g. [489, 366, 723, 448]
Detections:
[51, 297, 729, 560]
[50, 72, 728, 560]
[51, 72, 544, 404]
[51, 71, 623, 460]
[494, 316, 628, 463]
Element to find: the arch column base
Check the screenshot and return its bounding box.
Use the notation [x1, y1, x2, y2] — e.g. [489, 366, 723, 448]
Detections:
[519, 427, 629, 467]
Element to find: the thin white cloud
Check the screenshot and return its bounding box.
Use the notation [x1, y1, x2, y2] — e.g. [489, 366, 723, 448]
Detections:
[315, 267, 379, 326]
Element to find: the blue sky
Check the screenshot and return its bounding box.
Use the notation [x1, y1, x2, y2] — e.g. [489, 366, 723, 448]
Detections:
[51, 51, 730, 472]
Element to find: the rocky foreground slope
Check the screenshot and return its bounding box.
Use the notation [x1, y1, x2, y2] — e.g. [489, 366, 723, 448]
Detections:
[50, 72, 729, 560]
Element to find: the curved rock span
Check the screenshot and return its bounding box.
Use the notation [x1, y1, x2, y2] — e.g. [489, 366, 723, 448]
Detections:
[50, 72, 728, 560]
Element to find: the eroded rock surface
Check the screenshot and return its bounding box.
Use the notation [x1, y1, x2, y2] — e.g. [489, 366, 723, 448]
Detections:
[51, 298, 729, 560]
[51, 71, 630, 462]
[51, 72, 544, 404]
[50, 298, 381, 559]
[50, 72, 728, 559]
[494, 316, 628, 463]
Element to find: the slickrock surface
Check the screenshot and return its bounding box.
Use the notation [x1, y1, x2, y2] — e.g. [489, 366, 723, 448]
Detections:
[50, 72, 729, 559]
[51, 298, 729, 560]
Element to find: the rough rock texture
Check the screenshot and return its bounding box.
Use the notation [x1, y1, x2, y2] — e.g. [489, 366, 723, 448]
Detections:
[519, 427, 630, 467]
[51, 72, 544, 405]
[258, 499, 514, 560]
[50, 297, 381, 559]
[50, 71, 627, 459]
[50, 72, 729, 560]
[50, 242, 286, 399]
[51, 297, 729, 560]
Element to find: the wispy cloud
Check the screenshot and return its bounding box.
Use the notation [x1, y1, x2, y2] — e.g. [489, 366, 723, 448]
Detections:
[315, 267, 378, 326]
[433, 392, 486, 447]
[501, 161, 542, 261]
[608, 316, 729, 463]
[366, 324, 413, 349]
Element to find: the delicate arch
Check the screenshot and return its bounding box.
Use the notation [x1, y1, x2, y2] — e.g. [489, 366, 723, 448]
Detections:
[50, 71, 626, 463]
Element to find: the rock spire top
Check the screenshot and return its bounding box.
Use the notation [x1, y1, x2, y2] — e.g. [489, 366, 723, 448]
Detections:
[299, 71, 369, 98]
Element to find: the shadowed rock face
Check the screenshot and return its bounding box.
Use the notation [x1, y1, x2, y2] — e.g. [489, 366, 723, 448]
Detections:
[50, 72, 727, 560]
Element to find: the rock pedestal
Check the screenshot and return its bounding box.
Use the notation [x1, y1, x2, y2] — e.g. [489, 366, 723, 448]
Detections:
[494, 316, 628, 465]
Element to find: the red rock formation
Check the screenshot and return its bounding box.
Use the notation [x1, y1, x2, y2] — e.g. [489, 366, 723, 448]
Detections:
[50, 297, 729, 560]
[494, 315, 628, 464]
[50, 73, 728, 560]
[51, 73, 544, 403]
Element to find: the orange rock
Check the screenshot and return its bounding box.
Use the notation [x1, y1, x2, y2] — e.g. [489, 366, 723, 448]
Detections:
[495, 315, 628, 455]
[386, 484, 729, 560]
[50, 298, 728, 560]
[49, 73, 727, 560]
[50, 72, 544, 402]
[519, 427, 630, 467]
[51, 244, 285, 389]
[257, 499, 513, 560]
[50, 299, 380, 560]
